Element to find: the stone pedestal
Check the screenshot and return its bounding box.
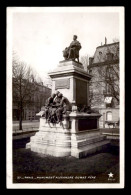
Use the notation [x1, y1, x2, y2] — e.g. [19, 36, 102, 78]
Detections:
[26, 117, 71, 157]
[26, 112, 110, 158]
[48, 60, 91, 108]
[26, 60, 110, 158]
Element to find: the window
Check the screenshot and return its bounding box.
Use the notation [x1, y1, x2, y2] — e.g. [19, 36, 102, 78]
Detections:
[106, 66, 114, 80]
[106, 111, 112, 121]
[104, 96, 112, 108]
[106, 53, 114, 61]
[106, 83, 112, 94]
[89, 69, 92, 74]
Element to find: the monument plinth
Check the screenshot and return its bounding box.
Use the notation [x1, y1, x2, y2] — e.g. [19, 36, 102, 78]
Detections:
[26, 60, 110, 158]
[49, 60, 91, 108]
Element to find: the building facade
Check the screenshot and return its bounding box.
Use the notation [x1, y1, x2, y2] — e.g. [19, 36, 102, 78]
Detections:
[13, 82, 51, 121]
[88, 40, 119, 128]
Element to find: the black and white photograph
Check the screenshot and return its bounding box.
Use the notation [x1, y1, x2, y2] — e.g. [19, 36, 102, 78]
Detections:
[6, 7, 125, 189]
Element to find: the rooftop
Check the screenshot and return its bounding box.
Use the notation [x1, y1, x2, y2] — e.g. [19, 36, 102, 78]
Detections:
[89, 41, 119, 65]
[97, 42, 119, 49]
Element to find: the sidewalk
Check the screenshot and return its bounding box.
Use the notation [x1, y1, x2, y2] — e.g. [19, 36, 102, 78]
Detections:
[100, 128, 119, 140]
[13, 120, 39, 124]
[13, 121, 39, 133]
[100, 128, 119, 134]
[13, 127, 39, 134]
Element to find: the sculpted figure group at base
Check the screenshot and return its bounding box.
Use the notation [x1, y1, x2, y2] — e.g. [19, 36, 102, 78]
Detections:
[40, 93, 100, 125]
[41, 91, 71, 125]
[63, 35, 81, 62]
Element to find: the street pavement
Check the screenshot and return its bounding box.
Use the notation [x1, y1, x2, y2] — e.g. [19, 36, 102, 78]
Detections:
[13, 120, 39, 133]
[13, 120, 39, 125]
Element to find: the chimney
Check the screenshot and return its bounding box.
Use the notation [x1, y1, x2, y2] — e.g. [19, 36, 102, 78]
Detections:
[101, 42, 102, 46]
[89, 57, 94, 65]
[105, 37, 107, 45]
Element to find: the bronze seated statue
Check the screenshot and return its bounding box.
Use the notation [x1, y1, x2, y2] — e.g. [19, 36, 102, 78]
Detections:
[63, 35, 81, 62]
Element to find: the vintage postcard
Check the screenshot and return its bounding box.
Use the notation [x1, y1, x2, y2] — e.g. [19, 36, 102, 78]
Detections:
[7, 7, 125, 189]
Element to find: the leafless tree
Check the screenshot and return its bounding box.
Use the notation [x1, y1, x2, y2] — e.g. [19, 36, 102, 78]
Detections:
[80, 55, 89, 71]
[88, 41, 119, 107]
[97, 64, 119, 103]
[43, 75, 52, 88]
[12, 53, 42, 130]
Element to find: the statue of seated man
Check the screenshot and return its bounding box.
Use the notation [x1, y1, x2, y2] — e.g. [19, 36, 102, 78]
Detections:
[63, 35, 81, 62]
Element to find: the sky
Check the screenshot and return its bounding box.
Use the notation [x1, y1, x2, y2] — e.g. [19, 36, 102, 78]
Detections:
[12, 7, 120, 84]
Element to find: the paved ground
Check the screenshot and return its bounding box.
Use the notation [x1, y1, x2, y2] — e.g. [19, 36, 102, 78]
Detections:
[13, 120, 39, 124]
[13, 120, 119, 132]
[100, 128, 119, 134]
[13, 120, 39, 133]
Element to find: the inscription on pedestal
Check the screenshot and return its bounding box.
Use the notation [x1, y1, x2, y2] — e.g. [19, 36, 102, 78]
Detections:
[55, 78, 70, 89]
[78, 119, 97, 131]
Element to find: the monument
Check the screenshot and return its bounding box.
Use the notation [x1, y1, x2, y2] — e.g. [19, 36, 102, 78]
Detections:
[26, 35, 110, 158]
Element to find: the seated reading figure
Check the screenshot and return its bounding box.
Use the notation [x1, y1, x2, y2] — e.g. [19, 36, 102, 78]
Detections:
[42, 90, 61, 124]
[41, 93, 57, 121]
[41, 91, 71, 124]
[63, 35, 81, 62]
[48, 91, 62, 123]
[55, 93, 72, 123]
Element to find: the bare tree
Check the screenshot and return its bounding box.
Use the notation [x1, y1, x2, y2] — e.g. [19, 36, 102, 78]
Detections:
[43, 75, 52, 88]
[89, 83, 104, 108]
[80, 55, 89, 71]
[12, 54, 40, 130]
[88, 41, 119, 107]
[89, 65, 119, 106]
[97, 64, 119, 103]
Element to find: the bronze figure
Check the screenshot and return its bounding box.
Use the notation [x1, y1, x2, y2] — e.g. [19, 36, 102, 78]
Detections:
[63, 35, 81, 62]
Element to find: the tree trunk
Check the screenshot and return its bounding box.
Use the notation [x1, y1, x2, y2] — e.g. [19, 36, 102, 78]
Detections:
[19, 104, 23, 130]
[19, 114, 22, 131]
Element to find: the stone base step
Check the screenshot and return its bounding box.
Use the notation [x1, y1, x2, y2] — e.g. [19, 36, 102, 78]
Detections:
[32, 132, 71, 140]
[30, 140, 71, 147]
[30, 131, 71, 147]
[71, 140, 110, 158]
[28, 135, 107, 149]
[30, 143, 71, 157]
[71, 130, 101, 140]
[26, 119, 110, 158]
[71, 135, 106, 148]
